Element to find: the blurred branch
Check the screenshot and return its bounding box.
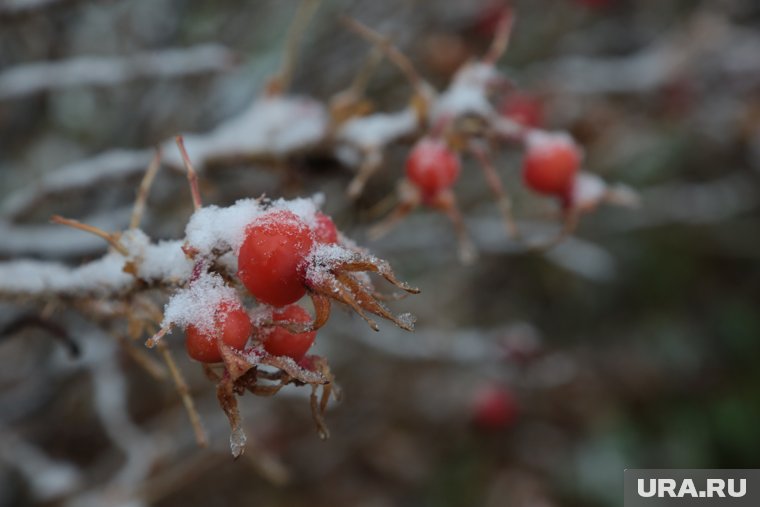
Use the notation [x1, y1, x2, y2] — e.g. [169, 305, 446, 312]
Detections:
[0, 432, 83, 502]
[0, 44, 238, 100]
[1, 150, 152, 220]
[529, 11, 760, 95]
[0, 207, 132, 258]
[0, 0, 77, 16]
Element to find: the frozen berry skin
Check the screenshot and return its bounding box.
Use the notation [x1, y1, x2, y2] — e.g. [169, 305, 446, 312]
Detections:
[260, 305, 316, 362]
[471, 385, 518, 431]
[237, 210, 314, 307]
[186, 300, 252, 363]
[406, 137, 461, 198]
[522, 132, 581, 198]
[313, 211, 339, 244]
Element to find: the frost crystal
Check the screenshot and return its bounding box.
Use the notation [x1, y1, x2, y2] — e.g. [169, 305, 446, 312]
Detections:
[229, 426, 247, 458]
[185, 199, 264, 255]
[305, 243, 357, 285]
[161, 272, 238, 333]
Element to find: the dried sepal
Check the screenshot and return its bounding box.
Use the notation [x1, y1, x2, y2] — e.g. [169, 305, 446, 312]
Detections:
[305, 245, 419, 332]
[216, 372, 246, 459]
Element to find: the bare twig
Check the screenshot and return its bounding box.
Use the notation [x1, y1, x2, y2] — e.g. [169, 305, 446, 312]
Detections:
[267, 0, 322, 95]
[50, 215, 128, 255]
[156, 340, 208, 448]
[342, 16, 424, 92]
[0, 44, 237, 100]
[130, 149, 163, 230]
[175, 136, 203, 211]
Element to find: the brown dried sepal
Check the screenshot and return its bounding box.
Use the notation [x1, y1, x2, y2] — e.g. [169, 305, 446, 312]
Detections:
[305, 251, 419, 333]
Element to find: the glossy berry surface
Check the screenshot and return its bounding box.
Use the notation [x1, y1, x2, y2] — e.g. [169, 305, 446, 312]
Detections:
[406, 137, 461, 198]
[260, 305, 316, 361]
[313, 211, 339, 244]
[186, 300, 252, 363]
[471, 385, 518, 431]
[522, 133, 581, 197]
[237, 210, 314, 307]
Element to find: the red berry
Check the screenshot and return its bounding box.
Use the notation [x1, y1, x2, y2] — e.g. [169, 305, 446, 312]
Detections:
[313, 211, 339, 244]
[260, 305, 316, 361]
[471, 385, 518, 431]
[499, 93, 544, 128]
[185, 300, 252, 363]
[237, 210, 314, 307]
[522, 132, 581, 198]
[406, 137, 461, 198]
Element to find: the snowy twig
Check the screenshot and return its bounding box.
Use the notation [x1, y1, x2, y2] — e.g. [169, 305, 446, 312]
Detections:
[0, 44, 237, 100]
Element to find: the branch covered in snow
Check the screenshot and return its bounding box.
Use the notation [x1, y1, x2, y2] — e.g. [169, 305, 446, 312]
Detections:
[527, 11, 760, 95]
[0, 44, 237, 100]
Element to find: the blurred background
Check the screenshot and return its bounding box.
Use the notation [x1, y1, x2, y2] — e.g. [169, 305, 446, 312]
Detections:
[1, 0, 760, 506]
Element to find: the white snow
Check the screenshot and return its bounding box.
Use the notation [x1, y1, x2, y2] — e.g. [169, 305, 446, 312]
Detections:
[305, 243, 357, 285]
[432, 62, 499, 122]
[525, 130, 579, 155]
[0, 254, 131, 296]
[270, 195, 323, 229]
[161, 96, 328, 169]
[184, 195, 324, 256]
[184, 198, 265, 256]
[571, 171, 608, 210]
[120, 229, 192, 283]
[337, 108, 417, 148]
[161, 272, 239, 333]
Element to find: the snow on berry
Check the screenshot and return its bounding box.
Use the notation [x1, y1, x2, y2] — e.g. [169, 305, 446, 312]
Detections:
[313, 211, 339, 244]
[237, 209, 315, 307]
[522, 130, 582, 198]
[183, 195, 323, 257]
[406, 137, 461, 197]
[160, 271, 240, 335]
[185, 299, 253, 363]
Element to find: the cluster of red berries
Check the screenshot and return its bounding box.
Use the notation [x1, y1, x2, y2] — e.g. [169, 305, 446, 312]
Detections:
[403, 124, 582, 210]
[184, 209, 339, 365]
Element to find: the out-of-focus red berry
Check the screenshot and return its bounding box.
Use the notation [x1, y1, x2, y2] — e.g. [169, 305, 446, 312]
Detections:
[313, 211, 339, 244]
[186, 300, 252, 363]
[406, 137, 461, 198]
[260, 305, 316, 362]
[499, 93, 544, 128]
[522, 132, 581, 198]
[237, 210, 314, 307]
[471, 385, 519, 431]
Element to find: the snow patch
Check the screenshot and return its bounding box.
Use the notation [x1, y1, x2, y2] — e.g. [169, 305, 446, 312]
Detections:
[161, 272, 238, 333]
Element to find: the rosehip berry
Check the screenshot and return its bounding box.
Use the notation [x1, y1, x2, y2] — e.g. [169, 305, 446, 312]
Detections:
[522, 132, 581, 198]
[237, 210, 314, 307]
[471, 385, 518, 431]
[313, 211, 339, 244]
[260, 305, 316, 362]
[499, 93, 544, 128]
[185, 300, 252, 363]
[406, 137, 461, 198]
